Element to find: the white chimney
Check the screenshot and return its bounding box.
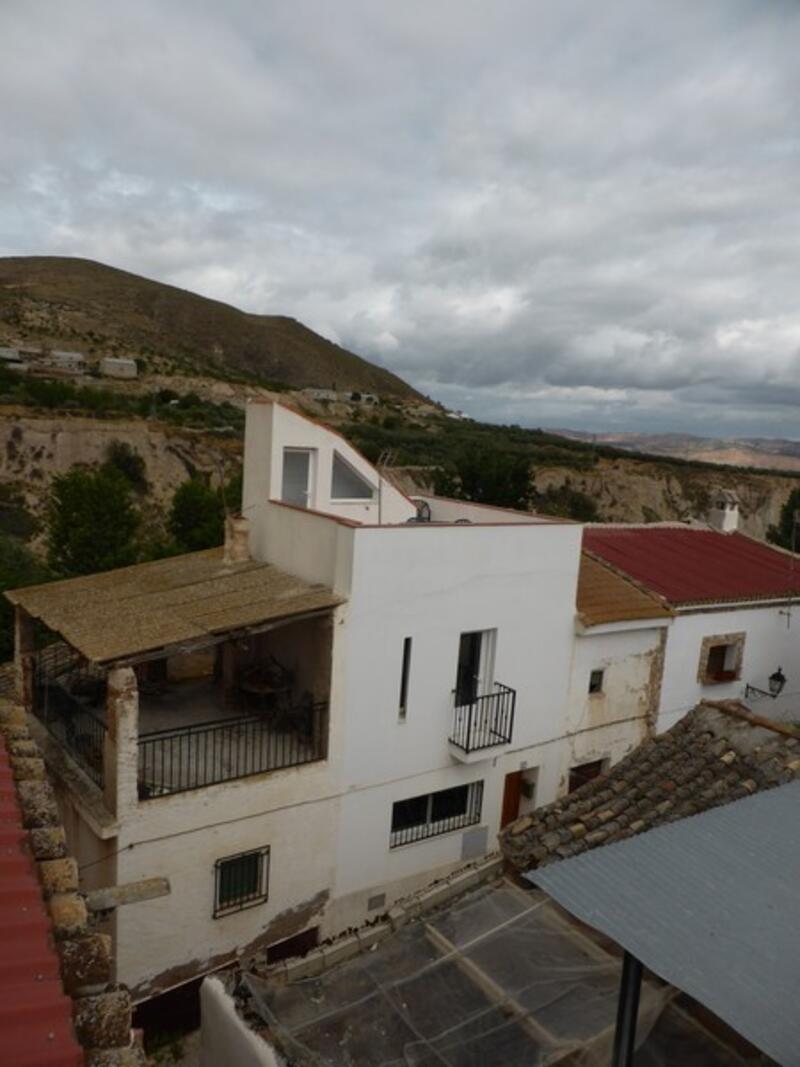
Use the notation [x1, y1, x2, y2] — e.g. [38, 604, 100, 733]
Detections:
[708, 490, 739, 533]
[224, 514, 250, 564]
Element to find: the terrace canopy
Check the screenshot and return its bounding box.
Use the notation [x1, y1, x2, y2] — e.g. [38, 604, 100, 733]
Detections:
[7, 547, 343, 664]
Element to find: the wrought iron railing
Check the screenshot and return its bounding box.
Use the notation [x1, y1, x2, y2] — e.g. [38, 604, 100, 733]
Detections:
[390, 781, 484, 848]
[449, 682, 516, 754]
[32, 643, 107, 788]
[137, 702, 328, 799]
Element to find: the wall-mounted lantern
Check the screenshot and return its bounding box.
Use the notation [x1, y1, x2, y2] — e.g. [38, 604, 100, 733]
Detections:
[745, 667, 786, 701]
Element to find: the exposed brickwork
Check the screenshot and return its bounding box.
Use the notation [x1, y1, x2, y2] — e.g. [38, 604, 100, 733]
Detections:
[501, 701, 800, 872]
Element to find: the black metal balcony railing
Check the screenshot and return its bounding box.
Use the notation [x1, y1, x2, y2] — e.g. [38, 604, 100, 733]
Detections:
[449, 682, 516, 754]
[137, 702, 328, 799]
[32, 645, 107, 789]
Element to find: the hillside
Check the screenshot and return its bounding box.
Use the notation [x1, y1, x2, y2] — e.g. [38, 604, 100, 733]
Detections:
[558, 429, 800, 472]
[0, 256, 420, 399]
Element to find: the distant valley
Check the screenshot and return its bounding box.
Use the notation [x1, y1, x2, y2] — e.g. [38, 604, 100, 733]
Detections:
[556, 430, 800, 473]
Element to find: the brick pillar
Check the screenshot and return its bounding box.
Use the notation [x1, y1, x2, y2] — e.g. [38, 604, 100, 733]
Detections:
[104, 667, 139, 818]
[14, 606, 34, 707]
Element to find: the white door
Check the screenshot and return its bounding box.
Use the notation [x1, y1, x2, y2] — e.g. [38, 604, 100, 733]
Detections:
[282, 449, 313, 507]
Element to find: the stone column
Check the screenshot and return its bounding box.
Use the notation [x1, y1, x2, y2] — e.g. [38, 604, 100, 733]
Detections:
[104, 667, 139, 818]
[14, 605, 34, 707]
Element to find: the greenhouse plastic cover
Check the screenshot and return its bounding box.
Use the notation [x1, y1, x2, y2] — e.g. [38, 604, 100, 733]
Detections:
[245, 883, 750, 1066]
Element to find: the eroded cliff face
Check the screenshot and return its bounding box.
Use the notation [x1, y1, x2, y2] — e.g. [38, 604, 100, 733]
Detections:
[531, 456, 792, 539]
[0, 411, 794, 544]
[0, 410, 238, 518]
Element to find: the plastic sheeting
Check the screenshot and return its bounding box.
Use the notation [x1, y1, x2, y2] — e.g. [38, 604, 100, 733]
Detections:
[245, 884, 751, 1066]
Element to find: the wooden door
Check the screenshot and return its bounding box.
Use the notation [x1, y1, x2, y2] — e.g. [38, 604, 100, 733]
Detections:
[501, 770, 523, 829]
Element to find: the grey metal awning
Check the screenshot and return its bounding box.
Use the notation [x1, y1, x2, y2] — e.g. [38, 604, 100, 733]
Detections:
[530, 780, 800, 1066]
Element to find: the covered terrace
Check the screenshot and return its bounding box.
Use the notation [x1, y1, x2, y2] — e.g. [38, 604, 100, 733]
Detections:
[8, 547, 343, 807]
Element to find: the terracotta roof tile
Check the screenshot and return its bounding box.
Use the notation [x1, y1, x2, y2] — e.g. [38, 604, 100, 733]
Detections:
[577, 552, 672, 625]
[501, 702, 800, 872]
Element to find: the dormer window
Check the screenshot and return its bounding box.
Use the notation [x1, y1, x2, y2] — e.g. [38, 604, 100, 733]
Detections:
[331, 452, 375, 500]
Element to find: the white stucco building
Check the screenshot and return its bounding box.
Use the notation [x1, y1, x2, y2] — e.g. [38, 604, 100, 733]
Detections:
[9, 400, 799, 1004]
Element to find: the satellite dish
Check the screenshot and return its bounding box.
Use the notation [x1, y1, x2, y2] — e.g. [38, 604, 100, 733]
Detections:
[416, 500, 432, 523]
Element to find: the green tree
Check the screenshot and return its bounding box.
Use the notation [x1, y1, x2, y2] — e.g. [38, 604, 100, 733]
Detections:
[0, 535, 51, 659]
[46, 467, 140, 577]
[169, 479, 225, 553]
[104, 440, 148, 493]
[433, 447, 533, 511]
[767, 488, 800, 551]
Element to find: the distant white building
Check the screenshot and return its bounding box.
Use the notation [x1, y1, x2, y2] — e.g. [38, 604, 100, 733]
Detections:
[49, 350, 86, 373]
[100, 356, 138, 379]
[0, 346, 26, 371]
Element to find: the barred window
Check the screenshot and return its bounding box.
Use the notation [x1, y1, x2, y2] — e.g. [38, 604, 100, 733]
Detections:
[390, 781, 483, 848]
[214, 846, 270, 917]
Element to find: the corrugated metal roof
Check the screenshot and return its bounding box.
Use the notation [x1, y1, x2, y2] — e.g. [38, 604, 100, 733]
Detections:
[530, 781, 800, 1066]
[0, 735, 83, 1066]
[576, 552, 672, 625]
[7, 548, 343, 664]
[584, 527, 800, 606]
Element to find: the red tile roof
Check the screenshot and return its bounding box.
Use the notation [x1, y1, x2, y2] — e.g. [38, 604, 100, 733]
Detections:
[583, 527, 800, 607]
[0, 735, 83, 1067]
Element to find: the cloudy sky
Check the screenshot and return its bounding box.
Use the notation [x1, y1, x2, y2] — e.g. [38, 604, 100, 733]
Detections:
[2, 1, 800, 436]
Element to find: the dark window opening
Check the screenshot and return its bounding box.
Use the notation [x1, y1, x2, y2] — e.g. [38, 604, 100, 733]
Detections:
[399, 637, 412, 720]
[431, 784, 469, 822]
[390, 781, 483, 848]
[391, 794, 429, 833]
[331, 452, 375, 499]
[588, 669, 604, 694]
[706, 644, 737, 682]
[455, 631, 482, 706]
[568, 760, 605, 794]
[214, 846, 269, 918]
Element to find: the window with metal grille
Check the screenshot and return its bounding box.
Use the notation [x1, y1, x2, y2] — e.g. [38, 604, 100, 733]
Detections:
[588, 669, 604, 694]
[390, 781, 483, 848]
[213, 847, 270, 917]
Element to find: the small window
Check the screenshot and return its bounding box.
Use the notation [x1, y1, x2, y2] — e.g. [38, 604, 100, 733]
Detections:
[390, 782, 483, 848]
[214, 847, 270, 918]
[398, 637, 412, 720]
[568, 760, 605, 794]
[588, 669, 604, 694]
[706, 644, 735, 681]
[331, 452, 375, 499]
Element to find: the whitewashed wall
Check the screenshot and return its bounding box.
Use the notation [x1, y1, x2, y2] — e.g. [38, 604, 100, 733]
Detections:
[658, 604, 797, 731]
[244, 401, 415, 525]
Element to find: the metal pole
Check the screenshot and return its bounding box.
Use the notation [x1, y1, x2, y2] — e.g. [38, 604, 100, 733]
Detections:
[611, 951, 643, 1067]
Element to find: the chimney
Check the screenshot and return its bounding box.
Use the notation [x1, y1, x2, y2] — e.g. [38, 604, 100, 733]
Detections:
[224, 514, 250, 564]
[707, 490, 739, 533]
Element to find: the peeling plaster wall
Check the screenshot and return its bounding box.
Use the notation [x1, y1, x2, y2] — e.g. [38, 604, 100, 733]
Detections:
[115, 788, 338, 999]
[567, 625, 667, 767]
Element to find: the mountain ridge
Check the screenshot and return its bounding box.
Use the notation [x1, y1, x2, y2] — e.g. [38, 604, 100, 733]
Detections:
[0, 255, 421, 399]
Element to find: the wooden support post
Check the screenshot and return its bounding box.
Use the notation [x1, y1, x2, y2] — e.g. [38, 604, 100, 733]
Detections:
[14, 605, 34, 707]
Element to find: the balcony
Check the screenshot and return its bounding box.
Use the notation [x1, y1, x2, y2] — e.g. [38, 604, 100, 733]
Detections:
[449, 682, 516, 761]
[137, 698, 327, 798]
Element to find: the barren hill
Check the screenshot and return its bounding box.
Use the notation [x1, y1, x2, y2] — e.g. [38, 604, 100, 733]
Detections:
[0, 256, 419, 399]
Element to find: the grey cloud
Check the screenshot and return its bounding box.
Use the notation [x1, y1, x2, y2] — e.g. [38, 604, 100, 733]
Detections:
[2, 0, 800, 435]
